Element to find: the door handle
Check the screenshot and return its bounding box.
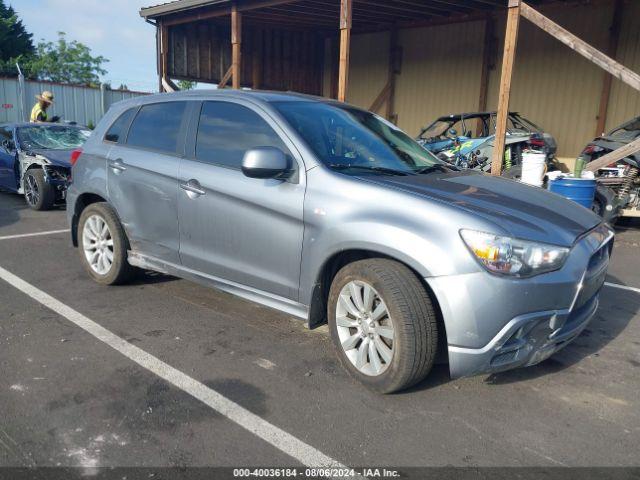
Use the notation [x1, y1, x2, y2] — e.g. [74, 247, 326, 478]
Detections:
[109, 159, 127, 173]
[180, 179, 206, 198]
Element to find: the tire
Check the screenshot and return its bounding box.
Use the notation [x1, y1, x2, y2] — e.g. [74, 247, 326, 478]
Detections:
[328, 259, 438, 394]
[593, 184, 619, 224]
[77, 202, 135, 285]
[23, 169, 55, 211]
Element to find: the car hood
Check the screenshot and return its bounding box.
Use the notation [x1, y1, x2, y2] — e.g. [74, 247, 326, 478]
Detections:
[27, 149, 73, 168]
[362, 171, 601, 247]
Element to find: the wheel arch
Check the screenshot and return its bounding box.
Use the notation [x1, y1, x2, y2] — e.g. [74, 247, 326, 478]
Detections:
[307, 248, 448, 362]
[71, 193, 108, 247]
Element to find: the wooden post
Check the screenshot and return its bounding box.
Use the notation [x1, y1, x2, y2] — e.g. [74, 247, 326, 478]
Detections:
[337, 0, 352, 102]
[491, 0, 521, 176]
[252, 29, 262, 89]
[595, 0, 623, 137]
[159, 20, 169, 92]
[231, 3, 242, 89]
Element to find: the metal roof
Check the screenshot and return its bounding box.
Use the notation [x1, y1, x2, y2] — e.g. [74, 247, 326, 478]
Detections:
[140, 0, 228, 18]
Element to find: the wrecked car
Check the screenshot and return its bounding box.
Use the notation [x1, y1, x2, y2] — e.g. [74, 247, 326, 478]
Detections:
[0, 122, 91, 210]
[416, 112, 556, 173]
[580, 115, 640, 221]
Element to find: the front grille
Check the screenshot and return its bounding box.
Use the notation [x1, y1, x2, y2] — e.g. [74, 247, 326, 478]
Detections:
[574, 235, 613, 310]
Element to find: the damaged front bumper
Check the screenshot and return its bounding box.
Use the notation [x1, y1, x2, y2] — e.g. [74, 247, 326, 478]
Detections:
[427, 224, 614, 379]
[42, 164, 71, 194]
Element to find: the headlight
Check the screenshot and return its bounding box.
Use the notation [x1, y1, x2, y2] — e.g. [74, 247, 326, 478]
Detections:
[460, 229, 569, 277]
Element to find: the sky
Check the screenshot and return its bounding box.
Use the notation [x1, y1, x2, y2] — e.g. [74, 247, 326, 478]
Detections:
[13, 0, 161, 92]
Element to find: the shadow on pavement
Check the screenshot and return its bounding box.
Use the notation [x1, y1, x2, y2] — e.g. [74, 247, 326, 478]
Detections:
[0, 191, 25, 229]
[484, 273, 638, 385]
[128, 270, 178, 286]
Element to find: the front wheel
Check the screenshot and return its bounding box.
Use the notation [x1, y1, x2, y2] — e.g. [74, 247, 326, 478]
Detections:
[328, 259, 438, 394]
[78, 202, 136, 285]
[23, 169, 55, 210]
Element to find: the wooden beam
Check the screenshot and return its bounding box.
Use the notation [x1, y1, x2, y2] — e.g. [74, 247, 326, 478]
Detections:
[161, 77, 178, 92]
[159, 20, 169, 92]
[520, 1, 640, 92]
[595, 0, 623, 137]
[218, 66, 233, 89]
[337, 0, 352, 102]
[163, 0, 299, 27]
[231, 3, 242, 89]
[369, 81, 392, 113]
[252, 29, 262, 89]
[585, 137, 640, 172]
[491, 0, 520, 176]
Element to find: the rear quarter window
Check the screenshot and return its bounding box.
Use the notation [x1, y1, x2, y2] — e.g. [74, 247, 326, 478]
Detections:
[104, 108, 136, 143]
[126, 102, 187, 154]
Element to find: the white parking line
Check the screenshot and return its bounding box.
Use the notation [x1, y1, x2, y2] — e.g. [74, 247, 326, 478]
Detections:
[604, 282, 640, 294]
[0, 265, 347, 469]
[0, 229, 70, 241]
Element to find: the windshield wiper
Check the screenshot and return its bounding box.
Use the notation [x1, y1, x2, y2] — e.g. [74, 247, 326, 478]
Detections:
[414, 164, 457, 175]
[329, 164, 414, 176]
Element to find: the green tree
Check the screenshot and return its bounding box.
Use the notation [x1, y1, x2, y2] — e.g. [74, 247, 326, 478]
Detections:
[0, 0, 34, 75]
[177, 80, 196, 90]
[23, 32, 108, 86]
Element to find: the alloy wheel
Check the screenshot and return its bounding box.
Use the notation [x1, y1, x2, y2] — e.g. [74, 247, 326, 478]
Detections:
[82, 215, 114, 275]
[24, 173, 39, 207]
[335, 280, 395, 376]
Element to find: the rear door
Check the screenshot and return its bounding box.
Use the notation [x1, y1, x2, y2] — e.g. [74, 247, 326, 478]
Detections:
[0, 126, 17, 190]
[106, 101, 190, 264]
[177, 100, 305, 300]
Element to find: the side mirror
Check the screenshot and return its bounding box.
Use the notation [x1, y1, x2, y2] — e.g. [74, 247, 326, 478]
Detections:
[241, 147, 292, 180]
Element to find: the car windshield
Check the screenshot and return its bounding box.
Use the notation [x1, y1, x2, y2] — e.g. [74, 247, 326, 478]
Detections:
[419, 120, 452, 139]
[274, 101, 443, 175]
[17, 125, 91, 150]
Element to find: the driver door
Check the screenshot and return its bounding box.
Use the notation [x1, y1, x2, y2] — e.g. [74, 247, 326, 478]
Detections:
[0, 126, 17, 191]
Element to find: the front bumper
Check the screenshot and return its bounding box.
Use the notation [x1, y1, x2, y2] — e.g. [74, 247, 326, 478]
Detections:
[447, 294, 599, 378]
[427, 224, 614, 379]
[43, 165, 71, 201]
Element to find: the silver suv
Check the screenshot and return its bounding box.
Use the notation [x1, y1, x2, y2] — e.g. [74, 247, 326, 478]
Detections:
[67, 91, 613, 393]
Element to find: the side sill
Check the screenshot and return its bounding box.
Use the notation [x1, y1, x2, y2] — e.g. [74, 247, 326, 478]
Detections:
[128, 251, 310, 321]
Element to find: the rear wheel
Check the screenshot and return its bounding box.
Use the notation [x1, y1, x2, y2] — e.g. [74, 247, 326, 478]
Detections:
[78, 202, 135, 285]
[328, 259, 438, 394]
[23, 169, 55, 211]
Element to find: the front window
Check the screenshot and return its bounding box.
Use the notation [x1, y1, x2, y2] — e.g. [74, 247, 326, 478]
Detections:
[17, 126, 90, 150]
[274, 101, 443, 176]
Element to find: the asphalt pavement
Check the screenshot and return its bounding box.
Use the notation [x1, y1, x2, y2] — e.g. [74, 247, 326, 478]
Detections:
[0, 190, 639, 475]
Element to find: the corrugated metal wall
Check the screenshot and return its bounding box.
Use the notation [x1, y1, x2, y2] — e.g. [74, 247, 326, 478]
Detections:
[486, 2, 613, 156]
[340, 1, 640, 158]
[606, 0, 640, 132]
[0, 78, 146, 126]
[394, 20, 485, 138]
[346, 31, 390, 110]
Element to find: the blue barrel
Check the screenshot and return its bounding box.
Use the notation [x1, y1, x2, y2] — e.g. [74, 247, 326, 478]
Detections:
[548, 178, 597, 209]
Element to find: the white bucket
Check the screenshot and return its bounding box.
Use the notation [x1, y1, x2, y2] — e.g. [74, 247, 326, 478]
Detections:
[520, 152, 546, 187]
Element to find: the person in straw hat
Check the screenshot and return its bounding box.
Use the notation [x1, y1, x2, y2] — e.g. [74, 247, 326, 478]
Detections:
[30, 91, 55, 123]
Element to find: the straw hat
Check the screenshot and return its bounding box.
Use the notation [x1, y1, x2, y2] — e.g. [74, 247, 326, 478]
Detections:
[36, 91, 54, 104]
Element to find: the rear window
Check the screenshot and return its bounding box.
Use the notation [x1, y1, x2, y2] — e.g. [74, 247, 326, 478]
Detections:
[104, 108, 136, 143]
[126, 102, 187, 153]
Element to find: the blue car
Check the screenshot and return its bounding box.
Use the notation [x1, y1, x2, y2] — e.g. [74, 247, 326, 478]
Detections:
[0, 122, 90, 210]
